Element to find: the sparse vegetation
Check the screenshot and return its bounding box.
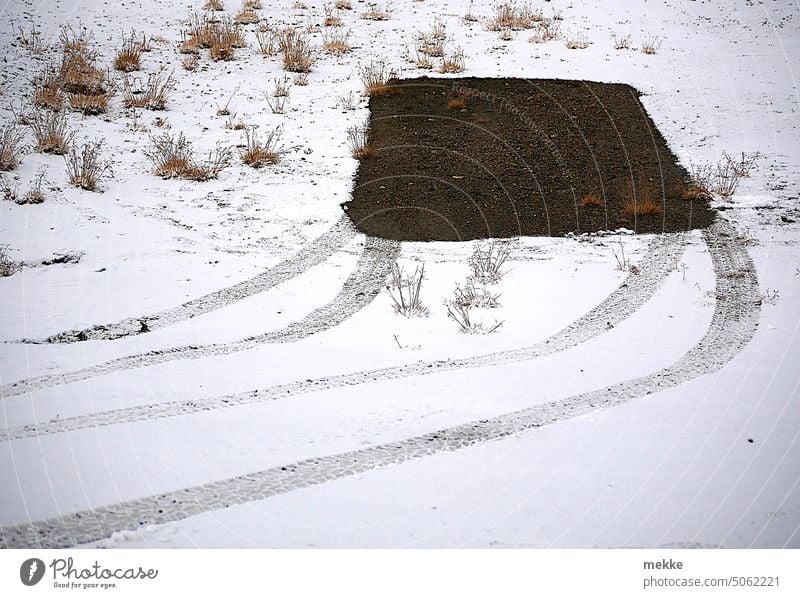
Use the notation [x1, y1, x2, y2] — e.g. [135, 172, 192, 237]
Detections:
[611, 32, 631, 50]
[486, 2, 539, 31]
[0, 245, 20, 277]
[446, 89, 466, 110]
[0, 125, 26, 171]
[204, 0, 225, 10]
[145, 132, 232, 181]
[446, 300, 503, 334]
[527, 19, 561, 43]
[579, 192, 604, 207]
[240, 126, 290, 167]
[278, 27, 315, 72]
[346, 123, 374, 158]
[611, 240, 640, 275]
[68, 91, 113, 115]
[114, 33, 143, 72]
[452, 280, 501, 309]
[361, 3, 391, 21]
[234, 8, 260, 25]
[65, 141, 112, 191]
[565, 32, 591, 49]
[122, 72, 176, 110]
[439, 48, 466, 73]
[641, 33, 662, 54]
[469, 240, 510, 285]
[323, 29, 352, 55]
[621, 178, 663, 218]
[33, 68, 66, 110]
[359, 60, 396, 96]
[29, 109, 74, 154]
[386, 261, 429, 317]
[688, 152, 761, 198]
[19, 168, 47, 204]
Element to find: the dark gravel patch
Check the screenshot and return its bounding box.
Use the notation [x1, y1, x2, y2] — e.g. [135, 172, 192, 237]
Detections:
[343, 77, 715, 241]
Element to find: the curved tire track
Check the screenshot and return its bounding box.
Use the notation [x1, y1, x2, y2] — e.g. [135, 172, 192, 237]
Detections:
[16, 215, 357, 344]
[0, 222, 759, 549]
[0, 235, 399, 399]
[1, 232, 687, 439]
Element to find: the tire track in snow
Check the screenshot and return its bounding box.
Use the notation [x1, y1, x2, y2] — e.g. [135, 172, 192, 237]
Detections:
[16, 215, 358, 344]
[0, 232, 687, 439]
[0, 235, 399, 400]
[0, 222, 758, 549]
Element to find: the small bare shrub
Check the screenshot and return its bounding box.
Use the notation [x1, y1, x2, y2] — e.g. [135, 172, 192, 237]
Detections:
[446, 301, 503, 334]
[292, 72, 309, 86]
[439, 48, 466, 73]
[611, 240, 639, 275]
[19, 167, 47, 204]
[224, 113, 246, 130]
[255, 29, 278, 55]
[65, 140, 112, 191]
[414, 48, 433, 69]
[0, 125, 26, 171]
[564, 31, 590, 49]
[452, 280, 501, 309]
[487, 2, 538, 31]
[266, 94, 286, 114]
[469, 240, 510, 284]
[359, 60, 396, 96]
[13, 20, 47, 54]
[29, 109, 74, 154]
[122, 72, 176, 110]
[59, 23, 91, 54]
[361, 3, 391, 21]
[611, 32, 631, 50]
[528, 19, 560, 43]
[0, 174, 19, 201]
[182, 55, 200, 71]
[723, 150, 762, 178]
[324, 4, 343, 27]
[0, 245, 20, 277]
[641, 33, 662, 54]
[337, 91, 357, 110]
[145, 132, 232, 181]
[386, 261, 429, 317]
[114, 34, 143, 72]
[272, 75, 291, 97]
[278, 28, 315, 72]
[346, 123, 374, 158]
[240, 126, 291, 167]
[323, 29, 352, 55]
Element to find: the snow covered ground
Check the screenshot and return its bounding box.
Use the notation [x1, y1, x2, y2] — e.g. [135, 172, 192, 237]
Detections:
[0, 0, 798, 548]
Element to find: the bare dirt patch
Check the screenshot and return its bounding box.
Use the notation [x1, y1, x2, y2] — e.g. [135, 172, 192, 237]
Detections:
[344, 77, 715, 241]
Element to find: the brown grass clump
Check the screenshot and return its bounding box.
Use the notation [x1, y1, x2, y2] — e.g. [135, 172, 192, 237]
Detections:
[203, 0, 224, 9]
[145, 132, 232, 181]
[323, 29, 351, 55]
[641, 33, 662, 55]
[487, 2, 540, 31]
[680, 183, 712, 202]
[240, 126, 291, 167]
[114, 35, 142, 72]
[59, 23, 91, 54]
[29, 109, 74, 154]
[579, 192, 604, 207]
[361, 3, 391, 21]
[210, 19, 246, 60]
[359, 60, 395, 96]
[34, 84, 65, 111]
[278, 27, 314, 72]
[0, 125, 26, 171]
[68, 91, 112, 115]
[122, 72, 176, 110]
[243, 0, 263, 8]
[621, 179, 663, 217]
[324, 4, 343, 26]
[439, 49, 466, 73]
[335, 0, 351, 9]
[346, 123, 375, 159]
[446, 89, 465, 110]
[65, 141, 112, 191]
[60, 51, 109, 96]
[233, 8, 260, 25]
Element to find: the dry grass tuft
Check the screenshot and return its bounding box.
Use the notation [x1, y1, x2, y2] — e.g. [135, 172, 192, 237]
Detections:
[527, 18, 560, 43]
[621, 179, 663, 217]
[611, 32, 631, 50]
[59, 23, 91, 54]
[277, 27, 315, 72]
[114, 34, 143, 72]
[386, 261, 429, 317]
[487, 2, 539, 31]
[641, 33, 662, 54]
[233, 8, 260, 25]
[0, 245, 20, 277]
[0, 125, 26, 171]
[29, 108, 74, 154]
[359, 60, 396, 96]
[564, 31, 591, 49]
[65, 140, 112, 191]
[324, 4, 343, 26]
[68, 91, 113, 115]
[323, 29, 351, 55]
[292, 72, 309, 86]
[361, 3, 391, 21]
[346, 123, 375, 158]
[240, 126, 292, 167]
[579, 192, 604, 207]
[33, 67, 65, 110]
[203, 0, 225, 10]
[145, 132, 232, 181]
[439, 48, 466, 73]
[446, 89, 465, 110]
[335, 0, 351, 9]
[122, 72, 176, 110]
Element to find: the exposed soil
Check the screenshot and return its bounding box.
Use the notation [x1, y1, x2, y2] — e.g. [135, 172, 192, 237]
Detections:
[343, 77, 716, 241]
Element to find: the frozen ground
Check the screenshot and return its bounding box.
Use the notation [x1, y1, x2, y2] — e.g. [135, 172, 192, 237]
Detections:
[0, 0, 798, 548]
